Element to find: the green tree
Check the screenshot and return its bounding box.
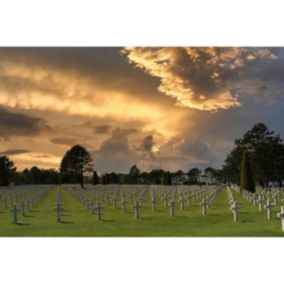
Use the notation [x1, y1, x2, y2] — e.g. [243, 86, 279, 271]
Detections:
[29, 166, 42, 184]
[240, 150, 255, 193]
[162, 171, 172, 185]
[0, 156, 16, 186]
[60, 145, 93, 188]
[223, 123, 284, 188]
[188, 168, 201, 184]
[128, 165, 141, 184]
[93, 171, 100, 185]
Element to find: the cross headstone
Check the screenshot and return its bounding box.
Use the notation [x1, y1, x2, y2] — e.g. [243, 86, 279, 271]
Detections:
[200, 198, 208, 215]
[264, 198, 275, 220]
[54, 203, 64, 223]
[133, 201, 141, 219]
[231, 201, 240, 222]
[163, 196, 169, 207]
[277, 206, 284, 232]
[252, 194, 257, 207]
[168, 200, 175, 217]
[257, 195, 264, 212]
[113, 195, 117, 209]
[21, 200, 27, 216]
[94, 202, 104, 220]
[179, 195, 185, 210]
[187, 194, 192, 206]
[10, 204, 21, 224]
[3, 196, 8, 209]
[121, 196, 127, 213]
[151, 196, 157, 211]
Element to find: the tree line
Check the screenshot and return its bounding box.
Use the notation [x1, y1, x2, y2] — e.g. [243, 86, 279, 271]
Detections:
[1, 123, 283, 189]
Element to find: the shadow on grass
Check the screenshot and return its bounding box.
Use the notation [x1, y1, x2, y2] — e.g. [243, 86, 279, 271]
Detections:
[60, 221, 74, 224]
[61, 214, 71, 217]
[23, 215, 35, 218]
[28, 209, 39, 213]
[140, 217, 153, 221]
[17, 222, 30, 226]
[102, 219, 114, 222]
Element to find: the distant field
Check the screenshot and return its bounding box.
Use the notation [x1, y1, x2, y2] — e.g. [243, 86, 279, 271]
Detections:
[0, 186, 283, 237]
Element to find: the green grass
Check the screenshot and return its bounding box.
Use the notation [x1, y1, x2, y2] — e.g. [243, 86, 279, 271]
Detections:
[0, 187, 283, 236]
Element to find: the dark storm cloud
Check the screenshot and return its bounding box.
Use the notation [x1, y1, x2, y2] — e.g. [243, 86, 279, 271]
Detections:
[141, 135, 154, 152]
[0, 106, 50, 138]
[124, 47, 279, 110]
[0, 47, 164, 103]
[0, 149, 30, 155]
[94, 124, 112, 134]
[0, 74, 62, 97]
[92, 127, 138, 172]
[50, 137, 79, 146]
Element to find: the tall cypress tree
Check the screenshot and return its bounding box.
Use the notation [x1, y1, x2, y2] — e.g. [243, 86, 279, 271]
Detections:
[240, 150, 255, 193]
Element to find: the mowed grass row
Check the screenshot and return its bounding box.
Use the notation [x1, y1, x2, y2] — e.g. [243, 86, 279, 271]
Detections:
[0, 187, 283, 236]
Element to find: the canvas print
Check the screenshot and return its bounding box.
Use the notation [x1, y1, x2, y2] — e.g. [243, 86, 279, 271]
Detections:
[0, 47, 284, 236]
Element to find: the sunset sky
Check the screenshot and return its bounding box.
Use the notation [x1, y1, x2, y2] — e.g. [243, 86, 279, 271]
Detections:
[0, 47, 284, 173]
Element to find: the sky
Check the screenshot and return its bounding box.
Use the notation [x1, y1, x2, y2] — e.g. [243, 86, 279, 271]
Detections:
[0, 47, 284, 173]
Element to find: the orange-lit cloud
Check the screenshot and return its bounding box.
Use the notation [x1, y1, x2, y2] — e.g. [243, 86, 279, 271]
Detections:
[123, 47, 276, 111]
[0, 47, 283, 172]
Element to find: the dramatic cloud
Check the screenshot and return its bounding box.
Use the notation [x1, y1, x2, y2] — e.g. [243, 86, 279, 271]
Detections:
[50, 137, 80, 146]
[123, 47, 277, 111]
[0, 106, 50, 139]
[92, 128, 138, 172]
[0, 47, 283, 171]
[141, 135, 154, 153]
[94, 124, 112, 134]
[0, 149, 30, 156]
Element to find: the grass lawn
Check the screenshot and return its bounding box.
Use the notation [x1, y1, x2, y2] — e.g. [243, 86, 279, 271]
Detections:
[0, 187, 283, 237]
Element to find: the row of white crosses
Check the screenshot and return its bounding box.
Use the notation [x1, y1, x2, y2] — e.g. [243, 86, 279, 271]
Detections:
[226, 186, 240, 222]
[54, 188, 64, 223]
[200, 186, 222, 216]
[1, 185, 51, 224]
[231, 185, 284, 230]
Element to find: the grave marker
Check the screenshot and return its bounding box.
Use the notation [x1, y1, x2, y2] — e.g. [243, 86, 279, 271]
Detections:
[94, 202, 103, 220]
[277, 206, 284, 231]
[264, 198, 275, 220]
[133, 201, 141, 219]
[231, 201, 240, 222]
[200, 198, 208, 215]
[10, 204, 21, 224]
[151, 196, 157, 211]
[54, 203, 64, 223]
[121, 196, 127, 213]
[168, 200, 175, 217]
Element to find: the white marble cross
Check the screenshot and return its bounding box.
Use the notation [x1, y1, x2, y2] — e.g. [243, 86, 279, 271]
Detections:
[21, 200, 27, 216]
[121, 196, 127, 212]
[54, 203, 64, 223]
[133, 201, 141, 219]
[113, 195, 117, 209]
[187, 194, 192, 206]
[168, 200, 175, 217]
[200, 198, 208, 215]
[94, 202, 104, 220]
[163, 196, 169, 207]
[151, 196, 157, 211]
[10, 204, 21, 224]
[277, 206, 284, 232]
[252, 194, 257, 207]
[264, 198, 275, 220]
[3, 196, 8, 209]
[231, 201, 240, 222]
[257, 195, 264, 212]
[179, 195, 185, 210]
